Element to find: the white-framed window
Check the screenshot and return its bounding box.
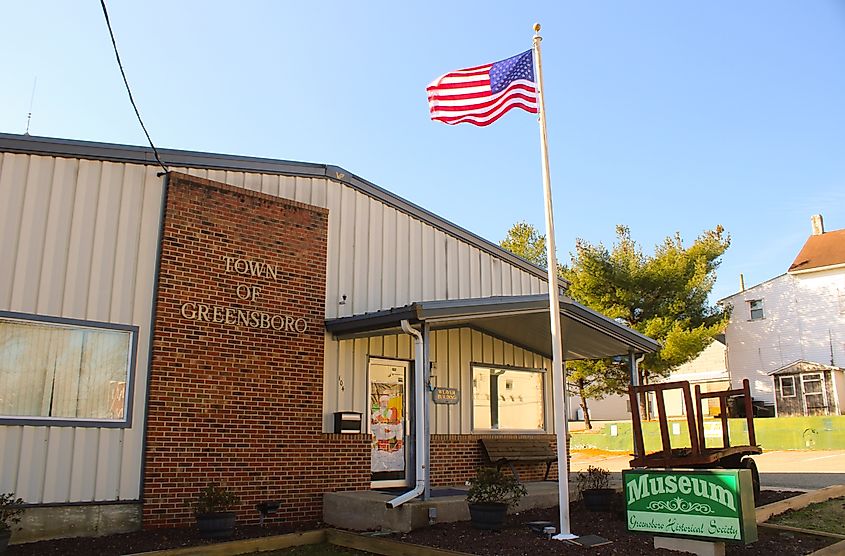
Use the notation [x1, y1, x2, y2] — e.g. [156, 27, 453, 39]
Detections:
[0, 312, 137, 427]
[471, 364, 545, 431]
[779, 375, 796, 398]
[801, 373, 824, 395]
[748, 299, 764, 321]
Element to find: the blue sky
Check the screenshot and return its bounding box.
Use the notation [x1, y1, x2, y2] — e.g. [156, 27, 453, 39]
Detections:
[2, 1, 844, 302]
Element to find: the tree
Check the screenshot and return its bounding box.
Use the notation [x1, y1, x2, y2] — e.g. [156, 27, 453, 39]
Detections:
[500, 221, 548, 268]
[501, 222, 730, 427]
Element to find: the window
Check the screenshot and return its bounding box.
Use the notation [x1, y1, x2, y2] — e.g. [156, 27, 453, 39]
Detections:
[472, 364, 544, 431]
[0, 313, 136, 426]
[748, 299, 764, 320]
[779, 376, 796, 398]
[801, 373, 823, 395]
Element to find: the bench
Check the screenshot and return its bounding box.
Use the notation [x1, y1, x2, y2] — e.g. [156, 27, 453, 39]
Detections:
[480, 438, 556, 483]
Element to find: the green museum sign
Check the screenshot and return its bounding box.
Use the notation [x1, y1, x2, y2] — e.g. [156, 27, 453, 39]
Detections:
[623, 469, 757, 544]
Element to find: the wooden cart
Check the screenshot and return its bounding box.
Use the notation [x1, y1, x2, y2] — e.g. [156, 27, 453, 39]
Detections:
[627, 378, 762, 497]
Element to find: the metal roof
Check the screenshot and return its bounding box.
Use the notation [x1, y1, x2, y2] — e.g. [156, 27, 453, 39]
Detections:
[325, 294, 659, 360]
[0, 133, 552, 283]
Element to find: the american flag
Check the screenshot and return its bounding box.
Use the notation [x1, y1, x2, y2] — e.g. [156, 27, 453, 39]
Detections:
[427, 50, 538, 126]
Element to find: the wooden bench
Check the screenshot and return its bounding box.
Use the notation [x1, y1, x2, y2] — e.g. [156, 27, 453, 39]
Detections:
[480, 438, 556, 483]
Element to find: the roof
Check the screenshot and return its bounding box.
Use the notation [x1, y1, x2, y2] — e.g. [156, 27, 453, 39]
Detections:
[325, 294, 659, 360]
[768, 359, 843, 376]
[718, 273, 788, 303]
[788, 228, 845, 274]
[0, 133, 551, 284]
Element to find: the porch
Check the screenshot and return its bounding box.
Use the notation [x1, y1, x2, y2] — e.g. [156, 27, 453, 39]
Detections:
[323, 481, 568, 533]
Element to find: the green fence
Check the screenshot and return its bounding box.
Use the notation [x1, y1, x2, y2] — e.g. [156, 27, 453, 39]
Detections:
[570, 415, 845, 452]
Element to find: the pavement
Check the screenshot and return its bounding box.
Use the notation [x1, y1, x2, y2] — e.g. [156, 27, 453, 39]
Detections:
[570, 448, 845, 491]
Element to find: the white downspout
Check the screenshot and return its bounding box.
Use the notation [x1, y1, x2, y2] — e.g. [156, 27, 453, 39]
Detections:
[386, 320, 427, 508]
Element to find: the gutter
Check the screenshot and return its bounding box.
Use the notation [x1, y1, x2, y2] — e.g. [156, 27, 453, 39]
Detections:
[386, 320, 427, 508]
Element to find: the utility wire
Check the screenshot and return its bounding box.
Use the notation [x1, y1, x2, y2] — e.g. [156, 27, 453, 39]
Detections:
[99, 0, 168, 175]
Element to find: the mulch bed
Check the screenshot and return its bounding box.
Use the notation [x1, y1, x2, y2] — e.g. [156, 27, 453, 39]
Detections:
[395, 491, 835, 555]
[5, 491, 834, 556]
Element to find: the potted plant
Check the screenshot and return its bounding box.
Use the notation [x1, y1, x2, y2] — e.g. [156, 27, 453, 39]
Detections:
[0, 492, 24, 554]
[466, 466, 527, 530]
[576, 465, 613, 511]
[194, 483, 239, 539]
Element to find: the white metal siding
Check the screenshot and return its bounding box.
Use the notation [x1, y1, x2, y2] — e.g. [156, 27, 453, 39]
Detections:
[0, 153, 163, 503]
[321, 328, 553, 434]
[0, 152, 547, 502]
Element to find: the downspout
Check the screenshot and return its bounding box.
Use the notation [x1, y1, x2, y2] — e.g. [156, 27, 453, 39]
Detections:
[386, 319, 427, 508]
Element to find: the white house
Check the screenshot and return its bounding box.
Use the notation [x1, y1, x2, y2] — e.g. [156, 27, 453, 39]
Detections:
[721, 215, 845, 414]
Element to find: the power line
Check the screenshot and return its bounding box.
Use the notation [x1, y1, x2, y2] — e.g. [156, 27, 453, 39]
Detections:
[99, 0, 168, 175]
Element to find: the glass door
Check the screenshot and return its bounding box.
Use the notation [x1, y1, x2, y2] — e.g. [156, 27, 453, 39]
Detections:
[368, 359, 410, 488]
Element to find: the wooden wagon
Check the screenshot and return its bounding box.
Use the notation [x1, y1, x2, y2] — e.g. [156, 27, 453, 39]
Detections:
[627, 378, 762, 497]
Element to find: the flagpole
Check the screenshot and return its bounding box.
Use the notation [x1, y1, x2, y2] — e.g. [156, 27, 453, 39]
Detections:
[532, 23, 576, 541]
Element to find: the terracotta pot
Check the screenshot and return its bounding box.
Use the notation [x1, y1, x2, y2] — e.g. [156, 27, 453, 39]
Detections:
[468, 502, 508, 530]
[196, 511, 236, 539]
[582, 488, 614, 512]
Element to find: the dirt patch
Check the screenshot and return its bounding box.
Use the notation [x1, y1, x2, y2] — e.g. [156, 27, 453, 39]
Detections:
[395, 492, 834, 556]
[769, 496, 845, 536]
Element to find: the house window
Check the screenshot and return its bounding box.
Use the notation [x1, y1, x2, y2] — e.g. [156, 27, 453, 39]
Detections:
[779, 376, 796, 398]
[0, 313, 136, 426]
[749, 299, 764, 321]
[472, 365, 545, 431]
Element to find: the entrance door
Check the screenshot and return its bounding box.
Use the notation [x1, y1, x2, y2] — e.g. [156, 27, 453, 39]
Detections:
[801, 373, 829, 415]
[368, 359, 410, 488]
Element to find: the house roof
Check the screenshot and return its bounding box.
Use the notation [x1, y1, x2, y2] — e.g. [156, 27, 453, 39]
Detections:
[767, 359, 843, 376]
[325, 294, 659, 360]
[0, 133, 552, 284]
[788, 228, 845, 274]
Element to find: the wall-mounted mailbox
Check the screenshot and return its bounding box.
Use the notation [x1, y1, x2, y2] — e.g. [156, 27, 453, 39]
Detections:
[334, 411, 362, 434]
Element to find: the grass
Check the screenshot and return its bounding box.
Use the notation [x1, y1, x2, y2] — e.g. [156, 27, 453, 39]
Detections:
[769, 496, 845, 535]
[261, 542, 375, 555]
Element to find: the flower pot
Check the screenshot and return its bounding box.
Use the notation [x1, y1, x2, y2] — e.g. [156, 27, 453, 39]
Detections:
[582, 488, 614, 512]
[468, 502, 508, 530]
[196, 511, 236, 539]
[0, 530, 10, 554]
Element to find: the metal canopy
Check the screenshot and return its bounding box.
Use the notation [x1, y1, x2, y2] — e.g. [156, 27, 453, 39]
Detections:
[325, 294, 659, 360]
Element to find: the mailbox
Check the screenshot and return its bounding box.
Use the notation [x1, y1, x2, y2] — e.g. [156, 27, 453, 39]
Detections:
[333, 411, 363, 433]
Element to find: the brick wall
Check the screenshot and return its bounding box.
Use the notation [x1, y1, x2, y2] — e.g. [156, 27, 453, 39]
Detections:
[430, 434, 568, 485]
[143, 173, 369, 528]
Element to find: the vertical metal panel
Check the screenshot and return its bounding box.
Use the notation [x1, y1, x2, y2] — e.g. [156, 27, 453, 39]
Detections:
[367, 198, 383, 313]
[0, 154, 30, 307]
[381, 208, 397, 309]
[243, 171, 262, 192]
[395, 212, 410, 307]
[37, 157, 78, 315]
[43, 427, 74, 502]
[352, 193, 370, 314]
[446, 236, 460, 300]
[408, 218, 422, 302]
[15, 426, 48, 501]
[0, 154, 163, 503]
[434, 230, 448, 300]
[447, 329, 461, 433]
[11, 156, 53, 311]
[421, 224, 435, 301]
[469, 247, 481, 298]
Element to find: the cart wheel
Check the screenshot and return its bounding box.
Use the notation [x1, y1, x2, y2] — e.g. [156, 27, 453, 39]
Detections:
[741, 457, 760, 501]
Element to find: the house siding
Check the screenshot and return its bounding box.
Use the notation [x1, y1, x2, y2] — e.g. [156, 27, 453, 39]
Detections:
[724, 269, 845, 404]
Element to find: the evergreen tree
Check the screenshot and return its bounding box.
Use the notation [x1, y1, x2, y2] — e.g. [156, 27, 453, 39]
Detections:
[500, 222, 730, 428]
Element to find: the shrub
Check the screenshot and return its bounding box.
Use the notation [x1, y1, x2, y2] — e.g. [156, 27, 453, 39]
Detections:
[466, 467, 527, 507]
[194, 484, 239, 515]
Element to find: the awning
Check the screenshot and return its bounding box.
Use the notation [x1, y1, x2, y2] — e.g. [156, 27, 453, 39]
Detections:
[325, 294, 658, 360]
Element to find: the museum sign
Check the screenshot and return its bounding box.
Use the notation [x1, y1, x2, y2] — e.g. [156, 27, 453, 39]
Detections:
[623, 469, 757, 544]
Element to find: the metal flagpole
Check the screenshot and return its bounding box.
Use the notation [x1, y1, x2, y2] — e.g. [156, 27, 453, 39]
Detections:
[532, 23, 577, 541]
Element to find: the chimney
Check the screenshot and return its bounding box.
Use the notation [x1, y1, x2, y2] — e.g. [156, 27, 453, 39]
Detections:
[739, 273, 745, 292]
[811, 214, 824, 236]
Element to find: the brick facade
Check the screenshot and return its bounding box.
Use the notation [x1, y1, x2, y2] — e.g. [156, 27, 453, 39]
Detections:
[143, 173, 369, 528]
[430, 434, 567, 486]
